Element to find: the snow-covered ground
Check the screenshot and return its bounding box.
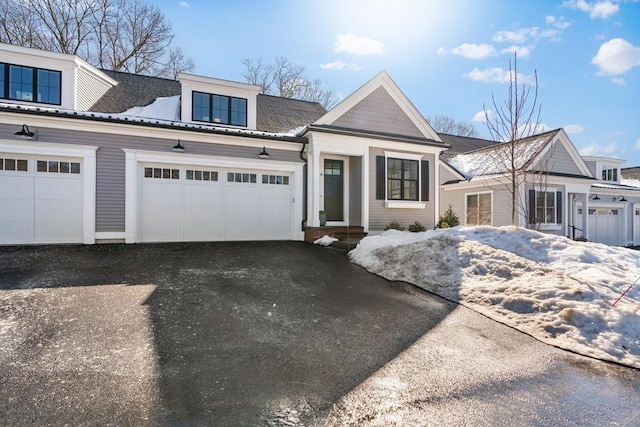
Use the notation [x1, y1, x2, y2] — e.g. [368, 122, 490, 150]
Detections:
[349, 226, 640, 368]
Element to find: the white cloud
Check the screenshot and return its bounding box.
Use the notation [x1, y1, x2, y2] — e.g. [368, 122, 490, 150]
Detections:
[335, 33, 384, 56]
[518, 122, 552, 136]
[440, 43, 497, 59]
[500, 45, 532, 58]
[179, 1, 189, 7]
[564, 124, 585, 134]
[465, 67, 536, 84]
[320, 60, 362, 71]
[612, 77, 626, 85]
[493, 19, 568, 45]
[636, 138, 640, 150]
[546, 15, 571, 30]
[591, 38, 640, 75]
[563, 0, 619, 19]
[493, 28, 535, 44]
[579, 142, 617, 156]
[472, 110, 492, 123]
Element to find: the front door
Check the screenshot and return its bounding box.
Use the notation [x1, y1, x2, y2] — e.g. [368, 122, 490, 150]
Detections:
[324, 159, 343, 221]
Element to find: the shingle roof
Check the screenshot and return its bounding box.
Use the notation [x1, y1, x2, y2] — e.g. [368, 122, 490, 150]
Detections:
[257, 94, 326, 133]
[89, 70, 181, 113]
[437, 133, 496, 155]
[88, 71, 326, 133]
[622, 167, 640, 180]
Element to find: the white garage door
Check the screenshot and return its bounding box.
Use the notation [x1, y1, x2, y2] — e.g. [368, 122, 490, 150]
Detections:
[0, 154, 84, 245]
[588, 207, 623, 246]
[139, 164, 293, 242]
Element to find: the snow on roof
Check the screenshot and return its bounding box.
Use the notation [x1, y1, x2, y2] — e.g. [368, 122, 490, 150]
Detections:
[0, 101, 304, 140]
[119, 95, 180, 122]
[621, 178, 640, 188]
[592, 181, 640, 192]
[349, 226, 640, 369]
[447, 136, 549, 179]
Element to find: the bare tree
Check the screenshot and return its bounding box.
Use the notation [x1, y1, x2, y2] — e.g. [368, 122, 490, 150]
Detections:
[428, 115, 479, 137]
[483, 52, 544, 226]
[241, 56, 339, 109]
[0, 0, 194, 78]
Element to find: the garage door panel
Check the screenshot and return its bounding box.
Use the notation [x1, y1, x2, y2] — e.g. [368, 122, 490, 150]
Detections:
[0, 221, 34, 244]
[0, 176, 34, 199]
[184, 222, 222, 241]
[35, 221, 83, 243]
[184, 203, 220, 222]
[141, 182, 181, 202]
[35, 177, 83, 200]
[0, 198, 33, 221]
[34, 200, 83, 222]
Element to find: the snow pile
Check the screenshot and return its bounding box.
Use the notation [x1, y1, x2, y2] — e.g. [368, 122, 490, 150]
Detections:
[119, 95, 181, 121]
[622, 178, 640, 188]
[350, 226, 640, 368]
[314, 235, 339, 246]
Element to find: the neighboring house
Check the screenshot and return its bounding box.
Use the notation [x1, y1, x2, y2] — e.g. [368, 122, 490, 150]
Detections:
[439, 131, 640, 246]
[0, 43, 446, 245]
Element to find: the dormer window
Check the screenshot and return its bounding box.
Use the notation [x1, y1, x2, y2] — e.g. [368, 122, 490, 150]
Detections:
[602, 165, 618, 182]
[0, 62, 61, 105]
[192, 91, 247, 127]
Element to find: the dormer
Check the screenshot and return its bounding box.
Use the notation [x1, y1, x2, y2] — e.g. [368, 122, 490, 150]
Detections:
[582, 156, 624, 184]
[0, 43, 117, 111]
[178, 73, 260, 129]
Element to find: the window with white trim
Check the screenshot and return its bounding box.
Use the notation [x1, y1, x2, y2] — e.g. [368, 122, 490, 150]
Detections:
[186, 169, 218, 181]
[227, 172, 256, 183]
[376, 153, 429, 206]
[144, 167, 179, 179]
[192, 91, 247, 126]
[0, 62, 61, 105]
[529, 187, 562, 225]
[601, 165, 618, 182]
[37, 160, 80, 174]
[262, 174, 289, 185]
[466, 192, 492, 225]
[0, 157, 28, 171]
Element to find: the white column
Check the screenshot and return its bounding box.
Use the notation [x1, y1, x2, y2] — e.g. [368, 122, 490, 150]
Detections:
[581, 193, 589, 240]
[307, 144, 321, 227]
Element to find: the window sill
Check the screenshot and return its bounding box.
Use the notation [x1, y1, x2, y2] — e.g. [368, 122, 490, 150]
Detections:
[385, 201, 426, 209]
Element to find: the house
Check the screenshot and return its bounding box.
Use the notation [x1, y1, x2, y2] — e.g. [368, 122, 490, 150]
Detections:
[0, 43, 445, 246]
[2, 43, 637, 247]
[439, 131, 640, 246]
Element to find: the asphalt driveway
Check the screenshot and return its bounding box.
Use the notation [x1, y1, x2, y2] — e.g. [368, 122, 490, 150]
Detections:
[1, 241, 639, 426]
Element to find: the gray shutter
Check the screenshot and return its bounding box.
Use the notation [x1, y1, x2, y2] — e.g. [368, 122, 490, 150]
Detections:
[529, 189, 536, 224]
[376, 156, 385, 200]
[421, 160, 429, 202]
[556, 191, 562, 224]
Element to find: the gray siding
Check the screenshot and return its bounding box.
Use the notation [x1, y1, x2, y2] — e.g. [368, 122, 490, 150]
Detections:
[440, 164, 462, 184]
[368, 147, 435, 232]
[584, 160, 597, 177]
[349, 156, 362, 226]
[1, 122, 302, 233]
[440, 186, 512, 227]
[332, 87, 424, 139]
[538, 142, 582, 175]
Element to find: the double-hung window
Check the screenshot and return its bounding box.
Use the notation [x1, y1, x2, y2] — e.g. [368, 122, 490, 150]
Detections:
[192, 91, 247, 126]
[529, 187, 562, 225]
[0, 62, 61, 105]
[376, 152, 429, 208]
[601, 165, 618, 182]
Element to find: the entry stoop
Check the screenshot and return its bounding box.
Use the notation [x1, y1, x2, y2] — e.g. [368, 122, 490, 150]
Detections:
[304, 226, 367, 243]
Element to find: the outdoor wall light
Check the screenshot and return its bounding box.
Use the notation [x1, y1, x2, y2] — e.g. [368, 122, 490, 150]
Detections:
[613, 195, 627, 202]
[590, 194, 600, 200]
[14, 124, 35, 139]
[172, 140, 186, 152]
[258, 146, 270, 159]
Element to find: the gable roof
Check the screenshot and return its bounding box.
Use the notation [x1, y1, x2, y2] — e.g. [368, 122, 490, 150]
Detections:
[622, 167, 640, 180]
[312, 71, 443, 144]
[438, 133, 497, 156]
[444, 128, 593, 180]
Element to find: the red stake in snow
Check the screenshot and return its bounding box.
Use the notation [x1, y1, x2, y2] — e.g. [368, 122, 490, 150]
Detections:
[611, 276, 639, 307]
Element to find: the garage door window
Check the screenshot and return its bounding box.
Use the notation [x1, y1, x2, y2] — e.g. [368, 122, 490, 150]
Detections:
[37, 160, 80, 174]
[227, 172, 256, 183]
[186, 169, 218, 181]
[0, 157, 28, 171]
[144, 167, 179, 179]
[262, 174, 289, 185]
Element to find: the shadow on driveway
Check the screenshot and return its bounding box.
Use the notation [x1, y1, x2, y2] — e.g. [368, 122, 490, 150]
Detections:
[0, 241, 457, 425]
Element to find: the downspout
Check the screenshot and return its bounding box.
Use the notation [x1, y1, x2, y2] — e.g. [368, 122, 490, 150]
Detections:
[300, 137, 308, 231]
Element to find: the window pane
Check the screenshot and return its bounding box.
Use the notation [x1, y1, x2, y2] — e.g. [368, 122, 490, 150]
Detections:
[145, 167, 153, 178]
[37, 69, 61, 104]
[193, 92, 210, 122]
[213, 95, 229, 123]
[212, 172, 218, 181]
[154, 168, 161, 178]
[466, 194, 478, 225]
[262, 174, 268, 184]
[60, 161, 70, 173]
[9, 65, 33, 101]
[404, 160, 418, 180]
[48, 161, 58, 173]
[250, 174, 256, 183]
[171, 169, 179, 179]
[230, 97, 247, 126]
[0, 64, 4, 98]
[403, 180, 417, 200]
[186, 170, 193, 180]
[235, 173, 242, 182]
[203, 171, 210, 180]
[195, 170, 202, 180]
[283, 176, 289, 185]
[70, 163, 80, 174]
[162, 168, 170, 179]
[479, 193, 492, 225]
[5, 158, 15, 170]
[387, 159, 402, 179]
[37, 160, 47, 172]
[388, 179, 401, 200]
[227, 172, 234, 182]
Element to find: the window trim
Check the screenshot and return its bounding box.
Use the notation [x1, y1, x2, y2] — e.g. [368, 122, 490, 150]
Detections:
[601, 164, 618, 182]
[464, 191, 493, 226]
[382, 151, 426, 209]
[191, 91, 247, 126]
[0, 62, 62, 105]
[529, 186, 563, 230]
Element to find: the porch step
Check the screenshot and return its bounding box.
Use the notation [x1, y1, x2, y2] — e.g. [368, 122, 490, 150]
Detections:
[304, 226, 367, 243]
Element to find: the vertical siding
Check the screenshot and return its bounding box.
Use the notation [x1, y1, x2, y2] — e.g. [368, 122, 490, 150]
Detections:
[368, 147, 435, 232]
[349, 156, 362, 226]
[76, 68, 113, 111]
[332, 87, 424, 138]
[1, 122, 303, 233]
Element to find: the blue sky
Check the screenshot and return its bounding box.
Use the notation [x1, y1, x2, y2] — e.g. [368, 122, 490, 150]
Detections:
[157, 0, 640, 167]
